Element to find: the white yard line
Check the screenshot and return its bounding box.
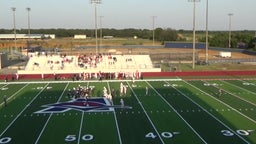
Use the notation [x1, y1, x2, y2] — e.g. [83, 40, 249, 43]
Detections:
[221, 86, 256, 107]
[107, 82, 123, 144]
[0, 83, 8, 89]
[238, 79, 256, 87]
[77, 82, 89, 144]
[222, 80, 256, 103]
[0, 83, 48, 137]
[199, 80, 256, 124]
[224, 80, 256, 93]
[0, 83, 28, 107]
[181, 81, 251, 144]
[77, 112, 85, 144]
[203, 80, 256, 107]
[146, 81, 207, 144]
[113, 111, 122, 144]
[34, 83, 69, 144]
[126, 81, 165, 144]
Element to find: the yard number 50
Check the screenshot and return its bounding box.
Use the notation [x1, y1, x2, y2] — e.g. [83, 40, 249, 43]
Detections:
[65, 134, 93, 142]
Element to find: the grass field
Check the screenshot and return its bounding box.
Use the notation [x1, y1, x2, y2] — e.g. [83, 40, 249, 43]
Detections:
[0, 78, 256, 144]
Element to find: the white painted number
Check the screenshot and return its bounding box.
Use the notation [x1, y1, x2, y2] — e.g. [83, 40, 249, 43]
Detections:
[145, 132, 157, 139]
[65, 134, 93, 142]
[146, 132, 178, 139]
[236, 130, 250, 136]
[243, 83, 255, 86]
[161, 132, 173, 138]
[221, 130, 252, 137]
[0, 137, 12, 144]
[65, 135, 76, 142]
[221, 130, 234, 136]
[82, 134, 94, 141]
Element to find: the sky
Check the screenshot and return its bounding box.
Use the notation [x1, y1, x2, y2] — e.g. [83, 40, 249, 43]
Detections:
[0, 0, 256, 30]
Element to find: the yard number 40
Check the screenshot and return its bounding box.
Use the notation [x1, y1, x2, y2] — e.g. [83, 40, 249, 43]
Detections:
[145, 132, 176, 139]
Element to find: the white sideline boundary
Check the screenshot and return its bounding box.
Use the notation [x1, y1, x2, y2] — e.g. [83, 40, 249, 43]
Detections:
[0, 78, 182, 85]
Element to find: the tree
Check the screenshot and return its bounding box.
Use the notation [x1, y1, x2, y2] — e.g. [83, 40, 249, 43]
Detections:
[154, 28, 177, 42]
[209, 32, 228, 48]
[248, 37, 256, 50]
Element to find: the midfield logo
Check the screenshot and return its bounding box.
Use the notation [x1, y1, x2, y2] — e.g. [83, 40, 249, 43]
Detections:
[35, 97, 132, 114]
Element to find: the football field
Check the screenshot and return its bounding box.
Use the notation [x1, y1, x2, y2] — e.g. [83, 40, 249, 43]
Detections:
[0, 78, 256, 144]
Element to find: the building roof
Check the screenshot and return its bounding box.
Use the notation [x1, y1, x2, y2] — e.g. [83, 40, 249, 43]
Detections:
[0, 34, 55, 39]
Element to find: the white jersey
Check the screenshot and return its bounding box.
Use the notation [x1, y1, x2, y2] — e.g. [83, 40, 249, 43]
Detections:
[120, 99, 124, 107]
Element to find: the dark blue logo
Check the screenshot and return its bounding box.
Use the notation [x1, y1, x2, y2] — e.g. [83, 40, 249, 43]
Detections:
[35, 97, 131, 113]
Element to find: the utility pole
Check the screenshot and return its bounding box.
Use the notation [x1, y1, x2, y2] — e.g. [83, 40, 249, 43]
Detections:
[188, 0, 200, 69]
[205, 0, 209, 63]
[99, 15, 103, 52]
[151, 16, 157, 46]
[26, 7, 31, 56]
[11, 7, 17, 51]
[228, 13, 234, 48]
[90, 0, 102, 55]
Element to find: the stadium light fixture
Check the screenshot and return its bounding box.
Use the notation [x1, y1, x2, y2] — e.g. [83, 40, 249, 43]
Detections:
[90, 0, 102, 54]
[188, 0, 200, 69]
[151, 16, 157, 46]
[228, 13, 234, 48]
[11, 7, 17, 50]
[205, 0, 209, 63]
[26, 7, 31, 55]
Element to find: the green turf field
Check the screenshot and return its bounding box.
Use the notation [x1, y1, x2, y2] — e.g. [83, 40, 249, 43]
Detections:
[0, 78, 255, 144]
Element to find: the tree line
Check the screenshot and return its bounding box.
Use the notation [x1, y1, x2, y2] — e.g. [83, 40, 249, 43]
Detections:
[0, 28, 255, 50]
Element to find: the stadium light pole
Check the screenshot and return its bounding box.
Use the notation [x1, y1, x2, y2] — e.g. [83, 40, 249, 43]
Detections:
[188, 0, 200, 69]
[90, 0, 102, 55]
[26, 7, 31, 56]
[228, 13, 234, 48]
[151, 16, 157, 46]
[205, 0, 209, 63]
[11, 7, 17, 51]
[99, 15, 104, 52]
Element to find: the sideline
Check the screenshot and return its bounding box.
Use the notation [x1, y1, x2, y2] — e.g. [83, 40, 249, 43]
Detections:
[0, 78, 182, 85]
